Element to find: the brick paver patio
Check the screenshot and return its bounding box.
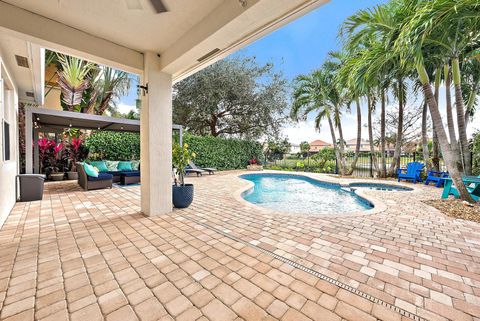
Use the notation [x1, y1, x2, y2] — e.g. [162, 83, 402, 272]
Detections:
[0, 171, 479, 321]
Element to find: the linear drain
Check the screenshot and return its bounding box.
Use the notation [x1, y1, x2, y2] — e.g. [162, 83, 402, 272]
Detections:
[187, 217, 427, 321]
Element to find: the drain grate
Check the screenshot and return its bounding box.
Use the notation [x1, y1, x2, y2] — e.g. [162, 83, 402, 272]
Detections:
[187, 217, 427, 321]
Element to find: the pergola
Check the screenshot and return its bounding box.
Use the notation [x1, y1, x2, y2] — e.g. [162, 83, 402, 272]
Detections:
[25, 107, 183, 174]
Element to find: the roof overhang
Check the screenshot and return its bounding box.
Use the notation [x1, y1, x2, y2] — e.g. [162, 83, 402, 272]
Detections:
[28, 107, 182, 133]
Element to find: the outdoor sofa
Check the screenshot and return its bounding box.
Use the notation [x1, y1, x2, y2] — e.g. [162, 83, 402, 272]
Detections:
[89, 160, 141, 185]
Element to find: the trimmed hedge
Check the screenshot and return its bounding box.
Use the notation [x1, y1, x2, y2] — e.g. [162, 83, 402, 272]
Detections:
[85, 131, 140, 160]
[85, 131, 262, 170]
[184, 134, 263, 170]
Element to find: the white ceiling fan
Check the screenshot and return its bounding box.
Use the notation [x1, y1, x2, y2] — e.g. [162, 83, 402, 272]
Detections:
[125, 0, 168, 13]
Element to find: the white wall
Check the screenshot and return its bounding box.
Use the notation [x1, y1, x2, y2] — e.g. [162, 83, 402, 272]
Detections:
[0, 56, 18, 227]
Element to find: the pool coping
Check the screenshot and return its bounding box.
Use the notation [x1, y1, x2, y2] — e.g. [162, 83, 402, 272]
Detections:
[233, 170, 423, 217]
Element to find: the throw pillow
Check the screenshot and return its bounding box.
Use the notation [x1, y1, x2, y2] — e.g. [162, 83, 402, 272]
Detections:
[117, 161, 133, 171]
[90, 161, 109, 172]
[84, 163, 99, 177]
[131, 160, 140, 171]
[105, 160, 119, 172]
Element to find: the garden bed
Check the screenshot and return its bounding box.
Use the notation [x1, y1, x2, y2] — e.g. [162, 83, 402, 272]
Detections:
[425, 199, 480, 223]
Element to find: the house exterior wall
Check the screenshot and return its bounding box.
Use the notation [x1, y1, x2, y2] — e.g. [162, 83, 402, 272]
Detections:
[43, 62, 62, 110]
[0, 56, 19, 227]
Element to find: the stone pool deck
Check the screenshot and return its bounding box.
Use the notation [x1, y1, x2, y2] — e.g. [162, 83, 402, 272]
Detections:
[0, 170, 479, 321]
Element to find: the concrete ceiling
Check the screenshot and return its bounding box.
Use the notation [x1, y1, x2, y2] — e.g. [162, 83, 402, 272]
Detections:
[0, 0, 329, 80]
[0, 33, 42, 103]
[2, 0, 225, 53]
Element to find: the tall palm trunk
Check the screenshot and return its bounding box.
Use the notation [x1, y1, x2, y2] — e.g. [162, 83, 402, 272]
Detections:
[367, 95, 378, 175]
[335, 107, 347, 174]
[421, 100, 430, 170]
[346, 99, 362, 175]
[380, 89, 386, 178]
[452, 58, 471, 174]
[389, 78, 404, 176]
[465, 81, 479, 127]
[417, 64, 473, 203]
[431, 71, 441, 171]
[327, 115, 344, 175]
[444, 64, 460, 163]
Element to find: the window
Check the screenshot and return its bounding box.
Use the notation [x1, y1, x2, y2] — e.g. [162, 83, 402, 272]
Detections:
[3, 120, 9, 161]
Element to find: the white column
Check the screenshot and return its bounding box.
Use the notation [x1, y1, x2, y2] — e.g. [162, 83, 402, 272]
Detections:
[140, 52, 173, 216]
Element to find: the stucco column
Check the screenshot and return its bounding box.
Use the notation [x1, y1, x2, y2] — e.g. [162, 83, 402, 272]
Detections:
[140, 52, 173, 216]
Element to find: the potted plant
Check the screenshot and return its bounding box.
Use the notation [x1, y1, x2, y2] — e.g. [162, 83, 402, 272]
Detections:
[172, 142, 196, 208]
[66, 138, 83, 180]
[49, 142, 65, 181]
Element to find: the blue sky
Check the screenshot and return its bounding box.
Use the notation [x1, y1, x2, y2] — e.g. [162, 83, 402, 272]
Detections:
[233, 0, 388, 81]
[230, 0, 389, 144]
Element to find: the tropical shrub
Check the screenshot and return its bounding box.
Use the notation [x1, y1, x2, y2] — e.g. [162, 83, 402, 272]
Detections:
[183, 134, 263, 170]
[85, 131, 140, 160]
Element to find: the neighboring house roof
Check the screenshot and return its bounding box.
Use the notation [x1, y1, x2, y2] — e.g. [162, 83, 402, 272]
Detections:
[309, 139, 331, 146]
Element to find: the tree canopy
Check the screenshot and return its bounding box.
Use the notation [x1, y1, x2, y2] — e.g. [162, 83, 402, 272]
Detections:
[173, 57, 289, 139]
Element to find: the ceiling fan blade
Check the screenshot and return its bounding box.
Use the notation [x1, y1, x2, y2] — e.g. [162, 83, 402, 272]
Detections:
[150, 0, 167, 13]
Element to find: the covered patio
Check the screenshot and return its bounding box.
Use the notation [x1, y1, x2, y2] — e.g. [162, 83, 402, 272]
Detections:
[24, 107, 183, 174]
[1, 172, 479, 321]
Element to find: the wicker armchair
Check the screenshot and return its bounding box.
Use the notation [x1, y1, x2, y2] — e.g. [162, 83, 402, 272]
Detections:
[76, 163, 113, 191]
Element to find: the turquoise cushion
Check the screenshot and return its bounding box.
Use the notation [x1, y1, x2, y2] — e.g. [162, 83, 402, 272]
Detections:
[84, 163, 99, 177]
[90, 161, 108, 172]
[117, 161, 132, 171]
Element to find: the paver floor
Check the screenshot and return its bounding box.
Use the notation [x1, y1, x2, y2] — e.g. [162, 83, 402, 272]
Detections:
[0, 171, 479, 321]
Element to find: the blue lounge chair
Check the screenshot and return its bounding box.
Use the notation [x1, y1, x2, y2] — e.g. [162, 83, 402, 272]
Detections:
[397, 162, 425, 183]
[442, 176, 480, 201]
[425, 170, 449, 187]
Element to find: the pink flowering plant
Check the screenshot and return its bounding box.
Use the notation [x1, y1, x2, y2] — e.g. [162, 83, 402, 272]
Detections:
[38, 138, 55, 173]
[68, 138, 83, 171]
[49, 142, 64, 173]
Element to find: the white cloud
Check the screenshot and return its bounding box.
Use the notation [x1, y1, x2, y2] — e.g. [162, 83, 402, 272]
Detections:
[284, 108, 369, 145]
[117, 103, 136, 114]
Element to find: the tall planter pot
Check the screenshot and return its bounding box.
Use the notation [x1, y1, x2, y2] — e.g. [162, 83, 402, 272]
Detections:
[172, 184, 194, 208]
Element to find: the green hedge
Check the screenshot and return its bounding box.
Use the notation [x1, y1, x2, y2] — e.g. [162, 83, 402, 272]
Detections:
[183, 134, 263, 170]
[473, 132, 480, 175]
[84, 131, 262, 170]
[85, 131, 140, 160]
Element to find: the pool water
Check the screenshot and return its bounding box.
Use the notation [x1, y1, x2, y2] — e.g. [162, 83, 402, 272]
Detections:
[349, 182, 413, 191]
[240, 173, 373, 214]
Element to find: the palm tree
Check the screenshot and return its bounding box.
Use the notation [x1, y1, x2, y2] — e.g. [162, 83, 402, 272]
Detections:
[291, 70, 345, 175]
[462, 55, 480, 127]
[443, 64, 460, 158]
[341, 5, 408, 177]
[332, 51, 364, 176]
[395, 0, 478, 202]
[91, 67, 132, 115]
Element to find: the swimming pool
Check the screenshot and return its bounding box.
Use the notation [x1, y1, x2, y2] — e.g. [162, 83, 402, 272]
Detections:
[240, 173, 373, 214]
